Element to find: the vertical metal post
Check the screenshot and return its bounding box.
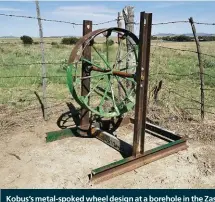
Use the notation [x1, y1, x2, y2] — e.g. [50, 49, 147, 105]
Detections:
[80, 20, 92, 129]
[35, 0, 47, 121]
[132, 12, 152, 156]
[140, 13, 152, 154]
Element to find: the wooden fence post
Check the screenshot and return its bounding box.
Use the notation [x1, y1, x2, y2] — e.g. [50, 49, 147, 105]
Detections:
[35, 0, 48, 120]
[123, 6, 135, 88]
[189, 17, 204, 120]
[117, 11, 123, 97]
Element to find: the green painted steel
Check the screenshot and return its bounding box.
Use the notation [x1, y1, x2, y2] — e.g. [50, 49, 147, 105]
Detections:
[67, 64, 84, 107]
[92, 158, 129, 175]
[46, 127, 78, 142]
[92, 138, 185, 175]
[66, 28, 138, 118]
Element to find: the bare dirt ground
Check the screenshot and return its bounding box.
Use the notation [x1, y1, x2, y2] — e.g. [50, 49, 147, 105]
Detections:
[0, 104, 215, 188]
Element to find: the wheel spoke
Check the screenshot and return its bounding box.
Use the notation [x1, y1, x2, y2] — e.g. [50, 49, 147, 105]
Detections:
[84, 75, 105, 101]
[81, 57, 105, 71]
[98, 76, 111, 107]
[114, 75, 129, 98]
[92, 45, 111, 69]
[116, 45, 138, 67]
[109, 75, 119, 114]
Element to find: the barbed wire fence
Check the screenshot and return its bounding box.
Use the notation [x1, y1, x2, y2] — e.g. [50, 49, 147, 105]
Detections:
[0, 4, 215, 122]
[146, 18, 215, 121]
[0, 3, 119, 121]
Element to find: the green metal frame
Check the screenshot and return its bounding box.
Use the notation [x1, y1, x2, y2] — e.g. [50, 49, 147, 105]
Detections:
[91, 139, 185, 175]
[46, 120, 187, 183]
[67, 64, 136, 118]
[66, 28, 139, 118]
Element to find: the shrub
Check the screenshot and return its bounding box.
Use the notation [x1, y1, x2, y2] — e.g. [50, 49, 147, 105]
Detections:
[34, 42, 39, 45]
[51, 42, 58, 45]
[106, 39, 114, 46]
[162, 35, 192, 42]
[151, 36, 158, 40]
[20, 35, 33, 44]
[61, 37, 79, 45]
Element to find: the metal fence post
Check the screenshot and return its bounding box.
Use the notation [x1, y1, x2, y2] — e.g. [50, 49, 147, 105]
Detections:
[133, 12, 152, 156]
[80, 20, 92, 129]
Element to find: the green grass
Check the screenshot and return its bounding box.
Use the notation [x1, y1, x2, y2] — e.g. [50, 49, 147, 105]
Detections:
[0, 38, 215, 120]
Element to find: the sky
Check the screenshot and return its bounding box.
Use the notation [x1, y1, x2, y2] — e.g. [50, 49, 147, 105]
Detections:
[0, 1, 215, 37]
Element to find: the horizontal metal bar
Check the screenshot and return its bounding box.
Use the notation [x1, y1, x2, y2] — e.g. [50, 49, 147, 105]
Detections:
[91, 66, 134, 78]
[146, 122, 181, 141]
[91, 127, 133, 157]
[130, 118, 182, 141]
[46, 125, 133, 157]
[90, 139, 187, 183]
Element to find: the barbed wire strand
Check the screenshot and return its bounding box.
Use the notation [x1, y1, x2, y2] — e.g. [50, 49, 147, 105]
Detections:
[0, 13, 117, 26]
[151, 45, 215, 59]
[169, 90, 215, 108]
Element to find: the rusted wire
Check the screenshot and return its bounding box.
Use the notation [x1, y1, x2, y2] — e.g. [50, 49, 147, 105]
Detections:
[0, 62, 67, 66]
[150, 72, 199, 77]
[152, 45, 215, 59]
[0, 13, 117, 26]
[134, 20, 189, 25]
[194, 22, 215, 26]
[0, 75, 66, 79]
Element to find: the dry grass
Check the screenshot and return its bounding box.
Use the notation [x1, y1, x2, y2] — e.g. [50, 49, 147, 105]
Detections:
[0, 37, 214, 141]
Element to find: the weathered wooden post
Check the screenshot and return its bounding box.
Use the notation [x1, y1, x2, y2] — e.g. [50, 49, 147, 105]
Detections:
[35, 0, 48, 120]
[189, 17, 204, 121]
[123, 6, 135, 88]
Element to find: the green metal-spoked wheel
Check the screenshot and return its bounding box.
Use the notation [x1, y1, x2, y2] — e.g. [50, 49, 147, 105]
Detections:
[67, 27, 139, 118]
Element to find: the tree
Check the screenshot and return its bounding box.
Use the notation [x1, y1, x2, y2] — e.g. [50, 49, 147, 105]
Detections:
[162, 35, 192, 42]
[61, 37, 79, 45]
[106, 39, 114, 46]
[20, 35, 33, 44]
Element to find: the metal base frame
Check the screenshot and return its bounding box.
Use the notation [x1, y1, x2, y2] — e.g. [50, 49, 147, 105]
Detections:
[46, 117, 187, 184]
[46, 12, 187, 184]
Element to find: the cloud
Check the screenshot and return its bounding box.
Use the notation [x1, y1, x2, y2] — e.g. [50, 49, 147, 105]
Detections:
[52, 5, 118, 19]
[0, 7, 22, 12]
[152, 2, 186, 9]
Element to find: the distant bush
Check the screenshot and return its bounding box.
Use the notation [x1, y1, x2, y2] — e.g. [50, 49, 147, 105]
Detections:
[61, 37, 79, 45]
[106, 39, 114, 46]
[198, 36, 215, 41]
[20, 35, 33, 44]
[34, 42, 39, 45]
[162, 35, 192, 42]
[151, 36, 158, 40]
[51, 42, 58, 45]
